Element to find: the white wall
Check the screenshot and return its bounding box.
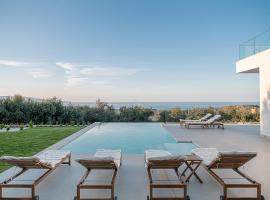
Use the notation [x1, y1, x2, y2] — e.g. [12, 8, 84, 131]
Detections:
[260, 65, 270, 137]
[236, 49, 270, 137]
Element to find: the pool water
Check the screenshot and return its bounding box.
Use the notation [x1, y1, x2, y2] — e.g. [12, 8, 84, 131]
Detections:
[62, 123, 197, 154]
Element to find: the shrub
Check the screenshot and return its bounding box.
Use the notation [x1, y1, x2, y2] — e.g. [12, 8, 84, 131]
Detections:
[70, 121, 75, 126]
[19, 124, 24, 130]
[29, 121, 33, 128]
[0, 124, 5, 130]
[6, 125, 10, 132]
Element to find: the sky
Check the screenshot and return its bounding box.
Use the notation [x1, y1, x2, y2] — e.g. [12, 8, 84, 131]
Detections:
[0, 0, 270, 102]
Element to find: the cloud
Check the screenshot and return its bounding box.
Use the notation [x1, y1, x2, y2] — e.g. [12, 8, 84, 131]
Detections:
[55, 62, 77, 70]
[66, 76, 111, 87]
[80, 67, 141, 76]
[89, 80, 111, 85]
[67, 77, 88, 87]
[27, 68, 53, 79]
[56, 62, 143, 77]
[0, 60, 31, 67]
[56, 61, 144, 87]
[0, 59, 53, 79]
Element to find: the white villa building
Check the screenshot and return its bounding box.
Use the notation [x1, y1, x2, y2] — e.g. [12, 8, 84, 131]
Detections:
[236, 29, 270, 137]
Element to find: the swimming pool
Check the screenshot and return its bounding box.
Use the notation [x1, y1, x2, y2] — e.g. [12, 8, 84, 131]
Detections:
[62, 123, 197, 154]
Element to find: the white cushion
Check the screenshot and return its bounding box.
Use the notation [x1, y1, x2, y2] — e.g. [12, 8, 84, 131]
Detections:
[145, 149, 172, 161]
[94, 149, 122, 167]
[191, 148, 219, 166]
[148, 155, 185, 161]
[206, 115, 221, 123]
[0, 150, 70, 169]
[37, 150, 70, 168]
[0, 156, 39, 162]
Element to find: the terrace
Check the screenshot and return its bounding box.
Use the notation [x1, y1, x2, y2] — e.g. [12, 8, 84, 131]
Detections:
[0, 123, 269, 200]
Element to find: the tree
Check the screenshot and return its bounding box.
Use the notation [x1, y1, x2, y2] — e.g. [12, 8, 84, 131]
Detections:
[169, 107, 183, 122]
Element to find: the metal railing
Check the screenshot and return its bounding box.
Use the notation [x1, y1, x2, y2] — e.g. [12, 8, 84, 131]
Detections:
[239, 28, 270, 59]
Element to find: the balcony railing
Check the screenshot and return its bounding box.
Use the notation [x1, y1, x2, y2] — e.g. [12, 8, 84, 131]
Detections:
[239, 29, 270, 59]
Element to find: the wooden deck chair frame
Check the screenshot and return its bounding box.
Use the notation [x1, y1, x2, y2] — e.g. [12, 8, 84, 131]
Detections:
[179, 113, 212, 125]
[185, 121, 224, 129]
[204, 152, 264, 200]
[75, 157, 122, 200]
[0, 153, 71, 200]
[145, 157, 190, 200]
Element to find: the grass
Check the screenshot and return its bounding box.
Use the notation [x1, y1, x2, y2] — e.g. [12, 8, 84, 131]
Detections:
[0, 126, 82, 172]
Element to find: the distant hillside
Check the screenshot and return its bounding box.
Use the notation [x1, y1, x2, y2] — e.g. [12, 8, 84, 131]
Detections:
[0, 96, 259, 109]
[0, 96, 43, 102]
[0, 96, 95, 106]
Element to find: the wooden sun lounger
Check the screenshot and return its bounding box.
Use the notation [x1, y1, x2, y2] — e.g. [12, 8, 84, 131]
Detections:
[192, 148, 264, 200]
[75, 149, 122, 200]
[145, 150, 190, 200]
[0, 150, 71, 200]
[185, 114, 224, 129]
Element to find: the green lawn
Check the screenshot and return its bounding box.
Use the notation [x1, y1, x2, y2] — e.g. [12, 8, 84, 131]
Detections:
[0, 127, 82, 172]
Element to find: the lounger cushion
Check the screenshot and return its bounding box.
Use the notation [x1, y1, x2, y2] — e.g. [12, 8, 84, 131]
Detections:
[145, 150, 185, 167]
[84, 156, 115, 161]
[94, 149, 122, 167]
[185, 115, 221, 125]
[148, 155, 185, 161]
[185, 121, 205, 125]
[145, 149, 185, 161]
[37, 150, 70, 168]
[0, 156, 39, 162]
[206, 115, 221, 124]
[145, 149, 172, 161]
[191, 148, 219, 166]
[0, 150, 70, 169]
[180, 113, 212, 123]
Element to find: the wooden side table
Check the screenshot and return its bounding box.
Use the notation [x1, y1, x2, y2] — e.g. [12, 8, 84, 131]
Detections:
[181, 154, 203, 183]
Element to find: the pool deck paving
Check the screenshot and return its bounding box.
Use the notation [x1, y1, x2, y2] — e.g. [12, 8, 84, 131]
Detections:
[0, 124, 270, 200]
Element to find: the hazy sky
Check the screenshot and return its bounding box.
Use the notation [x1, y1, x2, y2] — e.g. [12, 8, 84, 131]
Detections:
[0, 0, 269, 102]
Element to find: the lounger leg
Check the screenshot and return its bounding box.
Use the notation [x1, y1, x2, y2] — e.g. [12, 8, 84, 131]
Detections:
[111, 185, 114, 200]
[223, 186, 227, 200]
[68, 154, 71, 165]
[111, 169, 117, 200]
[257, 184, 261, 200]
[77, 185, 81, 200]
[147, 168, 153, 200]
[0, 185, 2, 199]
[149, 184, 153, 200]
[183, 184, 187, 200]
[31, 186, 35, 200]
[77, 169, 91, 200]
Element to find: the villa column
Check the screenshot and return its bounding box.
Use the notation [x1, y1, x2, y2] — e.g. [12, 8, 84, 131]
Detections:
[259, 65, 270, 137]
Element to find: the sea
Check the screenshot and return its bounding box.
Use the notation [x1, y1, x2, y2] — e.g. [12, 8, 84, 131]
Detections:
[71, 102, 259, 110]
